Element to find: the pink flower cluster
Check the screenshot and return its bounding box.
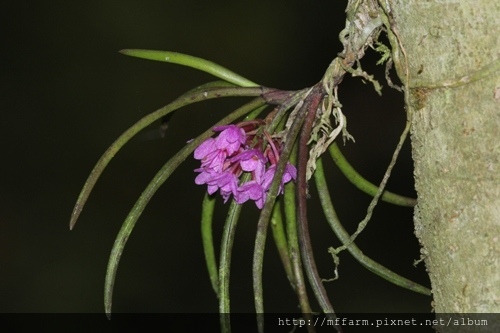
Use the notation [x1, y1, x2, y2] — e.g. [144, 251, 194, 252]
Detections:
[194, 123, 296, 209]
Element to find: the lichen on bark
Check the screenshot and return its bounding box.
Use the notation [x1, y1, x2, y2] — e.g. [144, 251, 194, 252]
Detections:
[386, 0, 500, 323]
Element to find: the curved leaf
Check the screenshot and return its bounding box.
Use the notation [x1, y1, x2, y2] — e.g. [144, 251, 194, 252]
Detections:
[120, 49, 258, 87]
[104, 98, 267, 316]
[201, 193, 218, 296]
[70, 84, 264, 230]
[329, 142, 416, 207]
[314, 157, 431, 295]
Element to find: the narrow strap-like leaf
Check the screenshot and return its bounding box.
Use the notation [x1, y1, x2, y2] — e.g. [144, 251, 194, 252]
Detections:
[295, 87, 341, 332]
[314, 157, 431, 295]
[269, 201, 293, 285]
[253, 89, 313, 333]
[329, 142, 416, 207]
[104, 97, 266, 316]
[120, 49, 258, 87]
[219, 197, 244, 333]
[201, 193, 218, 296]
[283, 146, 315, 333]
[70, 84, 264, 230]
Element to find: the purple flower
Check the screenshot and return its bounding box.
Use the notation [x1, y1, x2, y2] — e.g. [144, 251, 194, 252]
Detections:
[230, 149, 267, 181]
[194, 168, 220, 194]
[194, 121, 297, 209]
[195, 167, 239, 203]
[193, 138, 217, 160]
[213, 125, 246, 155]
[236, 180, 266, 208]
[283, 163, 297, 184]
[212, 172, 239, 202]
[261, 163, 297, 194]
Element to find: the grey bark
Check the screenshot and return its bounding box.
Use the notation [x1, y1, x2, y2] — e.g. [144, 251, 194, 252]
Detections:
[388, 0, 499, 330]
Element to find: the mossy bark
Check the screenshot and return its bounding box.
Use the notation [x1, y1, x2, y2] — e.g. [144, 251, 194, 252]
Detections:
[388, 0, 500, 323]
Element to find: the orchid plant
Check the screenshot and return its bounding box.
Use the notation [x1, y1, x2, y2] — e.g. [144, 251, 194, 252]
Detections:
[70, 2, 431, 332]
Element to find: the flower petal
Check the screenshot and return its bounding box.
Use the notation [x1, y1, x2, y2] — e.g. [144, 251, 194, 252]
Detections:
[194, 138, 216, 160]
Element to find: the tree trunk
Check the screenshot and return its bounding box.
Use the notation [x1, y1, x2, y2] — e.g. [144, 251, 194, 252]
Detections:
[388, 0, 499, 330]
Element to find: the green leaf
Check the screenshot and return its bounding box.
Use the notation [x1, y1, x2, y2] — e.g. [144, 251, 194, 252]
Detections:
[70, 84, 264, 230]
[314, 157, 431, 296]
[329, 142, 416, 207]
[201, 193, 218, 296]
[120, 49, 259, 87]
[104, 97, 267, 316]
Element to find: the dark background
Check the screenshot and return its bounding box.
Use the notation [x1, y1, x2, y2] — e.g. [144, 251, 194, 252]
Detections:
[1, 0, 430, 316]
